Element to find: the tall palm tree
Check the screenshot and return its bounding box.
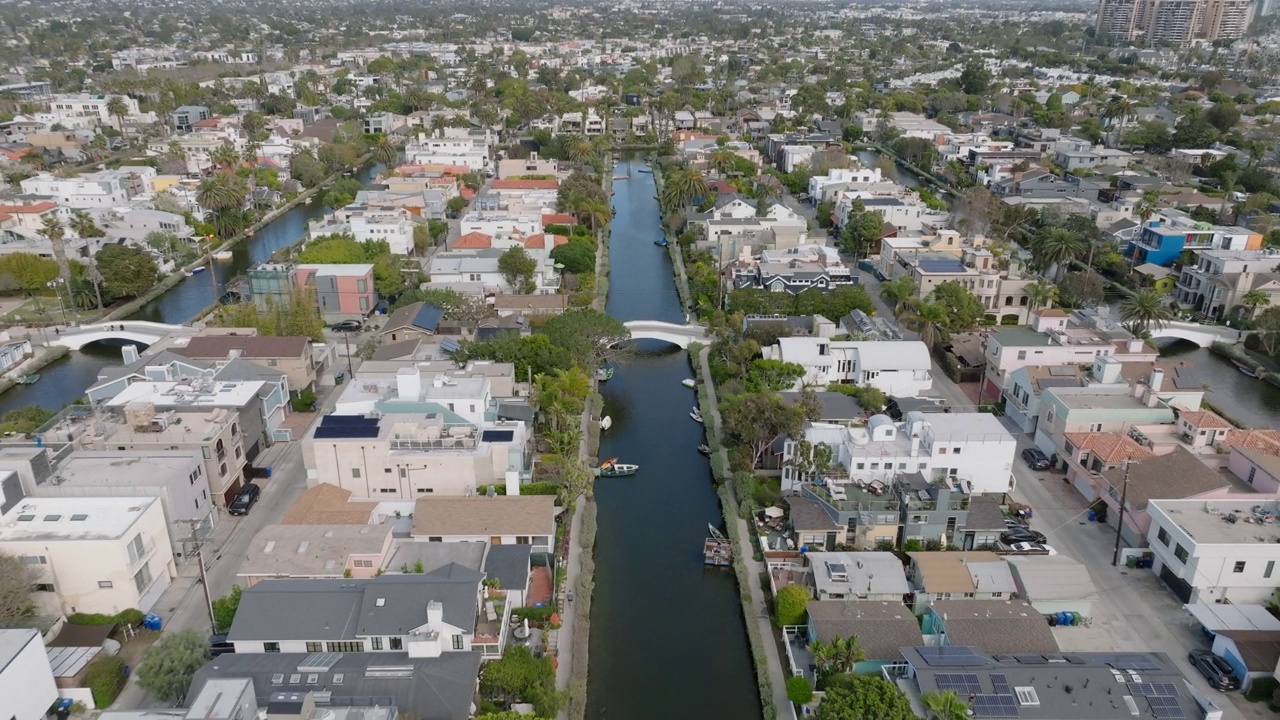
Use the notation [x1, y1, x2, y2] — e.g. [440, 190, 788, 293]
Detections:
[900, 300, 949, 347]
[1135, 189, 1161, 224]
[1120, 289, 1174, 335]
[576, 198, 611, 237]
[662, 168, 709, 211]
[922, 689, 969, 720]
[69, 210, 102, 239]
[1024, 280, 1058, 313]
[808, 639, 838, 681]
[1240, 289, 1270, 319]
[369, 135, 400, 166]
[754, 178, 783, 207]
[830, 635, 866, 671]
[879, 276, 919, 316]
[1102, 95, 1134, 148]
[209, 143, 240, 172]
[706, 147, 737, 177]
[565, 135, 595, 169]
[1032, 227, 1085, 281]
[106, 95, 129, 144]
[196, 175, 249, 238]
[38, 215, 72, 287]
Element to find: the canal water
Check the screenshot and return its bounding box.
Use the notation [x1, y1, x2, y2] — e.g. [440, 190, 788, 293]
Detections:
[586, 160, 760, 720]
[1159, 341, 1280, 428]
[0, 164, 382, 414]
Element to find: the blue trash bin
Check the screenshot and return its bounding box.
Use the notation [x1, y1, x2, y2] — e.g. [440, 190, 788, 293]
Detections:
[143, 614, 161, 631]
[1088, 511, 1097, 522]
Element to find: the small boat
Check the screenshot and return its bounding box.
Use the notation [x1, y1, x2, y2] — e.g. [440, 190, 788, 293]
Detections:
[595, 366, 614, 382]
[184, 271, 193, 277]
[654, 238, 669, 247]
[600, 416, 613, 431]
[690, 407, 704, 423]
[1234, 360, 1260, 378]
[15, 374, 39, 385]
[681, 378, 696, 388]
[698, 444, 711, 456]
[597, 458, 639, 477]
[212, 251, 233, 260]
[190, 266, 207, 274]
[638, 168, 653, 174]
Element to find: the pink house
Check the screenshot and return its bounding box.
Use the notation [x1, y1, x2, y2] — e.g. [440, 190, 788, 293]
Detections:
[296, 263, 376, 321]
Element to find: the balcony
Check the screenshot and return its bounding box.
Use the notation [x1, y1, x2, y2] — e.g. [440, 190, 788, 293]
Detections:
[127, 538, 157, 572]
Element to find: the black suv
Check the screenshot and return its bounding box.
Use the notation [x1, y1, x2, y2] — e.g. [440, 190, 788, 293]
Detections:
[1021, 447, 1052, 471]
[228, 483, 261, 516]
[1189, 650, 1239, 690]
[1000, 527, 1047, 545]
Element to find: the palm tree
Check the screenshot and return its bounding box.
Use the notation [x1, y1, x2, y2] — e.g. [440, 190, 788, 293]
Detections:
[900, 300, 950, 347]
[1218, 170, 1240, 224]
[1024, 280, 1058, 313]
[754, 178, 783, 207]
[106, 95, 129, 144]
[369, 135, 400, 166]
[662, 168, 709, 211]
[209, 143, 240, 172]
[576, 198, 611, 237]
[1240, 289, 1270, 319]
[1135, 189, 1161, 224]
[706, 147, 737, 177]
[38, 215, 72, 287]
[1120, 289, 1175, 335]
[879, 276, 919, 317]
[69, 210, 102, 239]
[564, 135, 595, 168]
[922, 689, 969, 720]
[1032, 227, 1085, 281]
[1102, 95, 1134, 147]
[808, 639, 838, 681]
[830, 635, 866, 671]
[196, 175, 249, 238]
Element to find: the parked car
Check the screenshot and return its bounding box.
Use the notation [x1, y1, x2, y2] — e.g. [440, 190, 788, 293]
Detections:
[331, 319, 363, 332]
[1004, 516, 1028, 529]
[228, 483, 261, 516]
[210, 633, 235, 657]
[1001, 528, 1047, 545]
[1009, 542, 1057, 555]
[1188, 650, 1239, 690]
[1021, 447, 1052, 471]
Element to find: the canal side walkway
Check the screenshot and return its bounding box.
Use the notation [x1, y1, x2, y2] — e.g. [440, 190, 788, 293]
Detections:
[696, 345, 791, 720]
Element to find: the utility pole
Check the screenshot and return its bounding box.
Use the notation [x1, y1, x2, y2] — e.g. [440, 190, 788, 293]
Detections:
[1111, 461, 1132, 566]
[343, 331, 354, 379]
[186, 520, 218, 635]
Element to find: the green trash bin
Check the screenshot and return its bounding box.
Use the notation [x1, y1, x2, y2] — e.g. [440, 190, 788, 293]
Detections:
[1126, 555, 1138, 569]
[335, 371, 346, 385]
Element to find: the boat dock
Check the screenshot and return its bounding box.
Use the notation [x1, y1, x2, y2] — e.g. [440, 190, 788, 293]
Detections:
[704, 523, 732, 567]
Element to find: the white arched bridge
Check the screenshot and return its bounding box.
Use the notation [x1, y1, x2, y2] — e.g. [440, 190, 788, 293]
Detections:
[1149, 321, 1244, 348]
[50, 321, 197, 350]
[623, 320, 709, 349]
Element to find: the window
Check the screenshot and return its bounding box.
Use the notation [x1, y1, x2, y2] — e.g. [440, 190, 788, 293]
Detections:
[1234, 561, 1246, 573]
[203, 447, 212, 459]
[20, 555, 46, 565]
[952, 447, 960, 455]
[98, 581, 113, 589]
[354, 559, 374, 568]
[133, 564, 152, 593]
[1157, 527, 1170, 547]
[326, 641, 364, 652]
[305, 642, 322, 652]
[379, 488, 397, 494]
[938, 447, 947, 455]
[264, 642, 281, 653]
[220, 463, 228, 476]
[452, 635, 464, 650]
[1017, 350, 1027, 360]
[33, 583, 55, 592]
[352, 468, 361, 478]
[370, 637, 383, 650]
[389, 637, 403, 650]
[1248, 467, 1257, 485]
[1174, 544, 1189, 563]
[357, 279, 368, 293]
[128, 533, 146, 563]
[1266, 561, 1274, 579]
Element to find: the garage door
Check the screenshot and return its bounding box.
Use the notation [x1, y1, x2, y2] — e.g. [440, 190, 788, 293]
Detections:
[1159, 564, 1193, 603]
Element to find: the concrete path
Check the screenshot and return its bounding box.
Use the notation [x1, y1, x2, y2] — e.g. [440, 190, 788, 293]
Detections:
[555, 492, 586, 717]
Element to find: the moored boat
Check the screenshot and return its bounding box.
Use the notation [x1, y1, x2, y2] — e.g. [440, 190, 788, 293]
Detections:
[698, 444, 711, 456]
[596, 366, 615, 381]
[690, 407, 704, 423]
[15, 374, 39, 384]
[212, 251, 233, 260]
[597, 458, 639, 477]
[681, 378, 696, 388]
[600, 416, 613, 431]
[1234, 360, 1260, 378]
[190, 266, 207, 274]
[654, 238, 669, 247]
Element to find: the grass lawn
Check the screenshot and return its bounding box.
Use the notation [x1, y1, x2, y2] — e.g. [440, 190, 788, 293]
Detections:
[0, 296, 100, 326]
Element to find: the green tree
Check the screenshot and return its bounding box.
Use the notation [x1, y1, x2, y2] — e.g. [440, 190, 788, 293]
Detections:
[1031, 226, 1085, 281]
[497, 246, 538, 293]
[923, 690, 969, 720]
[1241, 289, 1271, 319]
[478, 645, 561, 717]
[1205, 102, 1241, 134]
[838, 204, 885, 260]
[290, 150, 328, 188]
[0, 253, 59, 293]
[106, 95, 130, 143]
[899, 300, 950, 347]
[1255, 306, 1280, 357]
[745, 358, 805, 392]
[959, 62, 991, 94]
[455, 333, 573, 382]
[1024, 280, 1058, 313]
[1120, 289, 1174, 335]
[661, 167, 709, 210]
[928, 281, 985, 332]
[721, 392, 807, 469]
[816, 674, 921, 720]
[1058, 272, 1105, 308]
[323, 177, 364, 209]
[880, 276, 919, 317]
[541, 309, 631, 369]
[212, 585, 242, 633]
[774, 584, 811, 626]
[786, 676, 815, 706]
[369, 135, 400, 166]
[297, 233, 367, 264]
[69, 210, 104, 239]
[38, 215, 72, 288]
[549, 240, 595, 274]
[196, 175, 248, 238]
[96, 245, 160, 301]
[135, 629, 210, 702]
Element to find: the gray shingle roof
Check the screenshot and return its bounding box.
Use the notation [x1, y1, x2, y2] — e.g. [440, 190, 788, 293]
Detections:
[192, 651, 482, 720]
[785, 497, 838, 531]
[483, 544, 531, 590]
[807, 601, 923, 660]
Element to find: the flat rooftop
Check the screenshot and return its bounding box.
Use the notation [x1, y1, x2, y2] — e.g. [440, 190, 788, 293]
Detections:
[239, 524, 393, 577]
[106, 379, 265, 409]
[1154, 497, 1280, 545]
[0, 496, 156, 541]
[53, 450, 202, 487]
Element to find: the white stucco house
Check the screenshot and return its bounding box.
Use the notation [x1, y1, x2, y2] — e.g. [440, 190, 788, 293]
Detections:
[762, 337, 933, 397]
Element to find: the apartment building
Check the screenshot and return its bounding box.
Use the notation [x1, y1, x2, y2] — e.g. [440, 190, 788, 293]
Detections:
[785, 411, 1017, 496]
[1147, 496, 1280, 605]
[174, 334, 318, 393]
[1097, 0, 1145, 40]
[1127, 213, 1263, 266]
[458, 211, 544, 239]
[308, 205, 415, 256]
[48, 93, 143, 126]
[295, 264, 377, 321]
[0, 495, 174, 614]
[1175, 248, 1280, 320]
[20, 168, 154, 208]
[404, 128, 494, 171]
[762, 337, 932, 395]
[880, 239, 1040, 324]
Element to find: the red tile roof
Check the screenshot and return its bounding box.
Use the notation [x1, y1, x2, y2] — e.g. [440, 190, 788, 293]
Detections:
[541, 213, 577, 226]
[1064, 432, 1155, 465]
[452, 231, 492, 249]
[460, 187, 476, 201]
[492, 179, 559, 190]
[522, 233, 566, 250]
[0, 201, 57, 214]
[1178, 410, 1233, 431]
[1223, 429, 1280, 456]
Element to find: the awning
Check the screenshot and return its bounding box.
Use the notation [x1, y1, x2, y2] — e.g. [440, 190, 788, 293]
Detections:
[764, 506, 784, 519]
[1186, 603, 1280, 634]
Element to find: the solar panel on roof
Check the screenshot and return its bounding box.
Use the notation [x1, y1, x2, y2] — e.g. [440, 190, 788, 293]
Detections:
[314, 424, 380, 439]
[1147, 696, 1185, 719]
[918, 259, 967, 273]
[481, 430, 514, 442]
[440, 338, 462, 353]
[413, 303, 445, 331]
[1098, 654, 1162, 671]
[919, 646, 985, 667]
[971, 695, 1018, 718]
[935, 673, 983, 693]
[1128, 682, 1178, 697]
[320, 415, 378, 426]
[298, 652, 342, 671]
[991, 674, 1011, 695]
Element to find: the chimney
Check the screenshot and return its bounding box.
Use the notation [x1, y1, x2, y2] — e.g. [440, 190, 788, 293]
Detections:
[505, 470, 520, 496]
[228, 348, 243, 360]
[1126, 339, 1145, 352]
[1148, 368, 1164, 394]
[396, 367, 421, 399]
[121, 344, 140, 364]
[426, 600, 443, 627]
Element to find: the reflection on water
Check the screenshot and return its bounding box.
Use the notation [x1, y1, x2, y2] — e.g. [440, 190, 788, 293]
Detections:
[1159, 340, 1280, 428]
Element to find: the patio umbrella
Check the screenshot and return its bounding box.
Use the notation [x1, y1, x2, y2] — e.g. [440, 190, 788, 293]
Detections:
[764, 506, 784, 519]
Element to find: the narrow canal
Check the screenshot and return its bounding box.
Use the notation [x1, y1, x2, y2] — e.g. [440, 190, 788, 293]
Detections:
[0, 164, 381, 414]
[586, 159, 761, 720]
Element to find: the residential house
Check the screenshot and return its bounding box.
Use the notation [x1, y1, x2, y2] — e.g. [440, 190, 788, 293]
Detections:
[0, 337, 30, 374]
[785, 496, 846, 550]
[878, 237, 1041, 324]
[991, 169, 1104, 201]
[492, 294, 569, 317]
[1147, 496, 1280, 605]
[404, 128, 494, 171]
[807, 167, 884, 204]
[174, 334, 319, 392]
[1052, 146, 1134, 171]
[1094, 447, 1231, 550]
[1174, 248, 1280, 320]
[308, 205, 416, 256]
[785, 411, 1017, 496]
[247, 264, 297, 312]
[381, 302, 445, 343]
[1004, 555, 1099, 617]
[925, 600, 1060, 654]
[906, 551, 1018, 614]
[800, 601, 923, 675]
[0, 629, 57, 720]
[779, 391, 865, 428]
[1212, 630, 1280, 693]
[1127, 213, 1263, 267]
[761, 337, 932, 396]
[1227, 444, 1280, 494]
[172, 105, 211, 133]
[237, 524, 396, 586]
[410, 495, 556, 553]
[805, 551, 913, 602]
[295, 264, 377, 321]
[425, 248, 560, 296]
[496, 152, 559, 180]
[897, 646, 1203, 720]
[731, 244, 855, 294]
[0, 495, 174, 615]
[20, 168, 152, 208]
